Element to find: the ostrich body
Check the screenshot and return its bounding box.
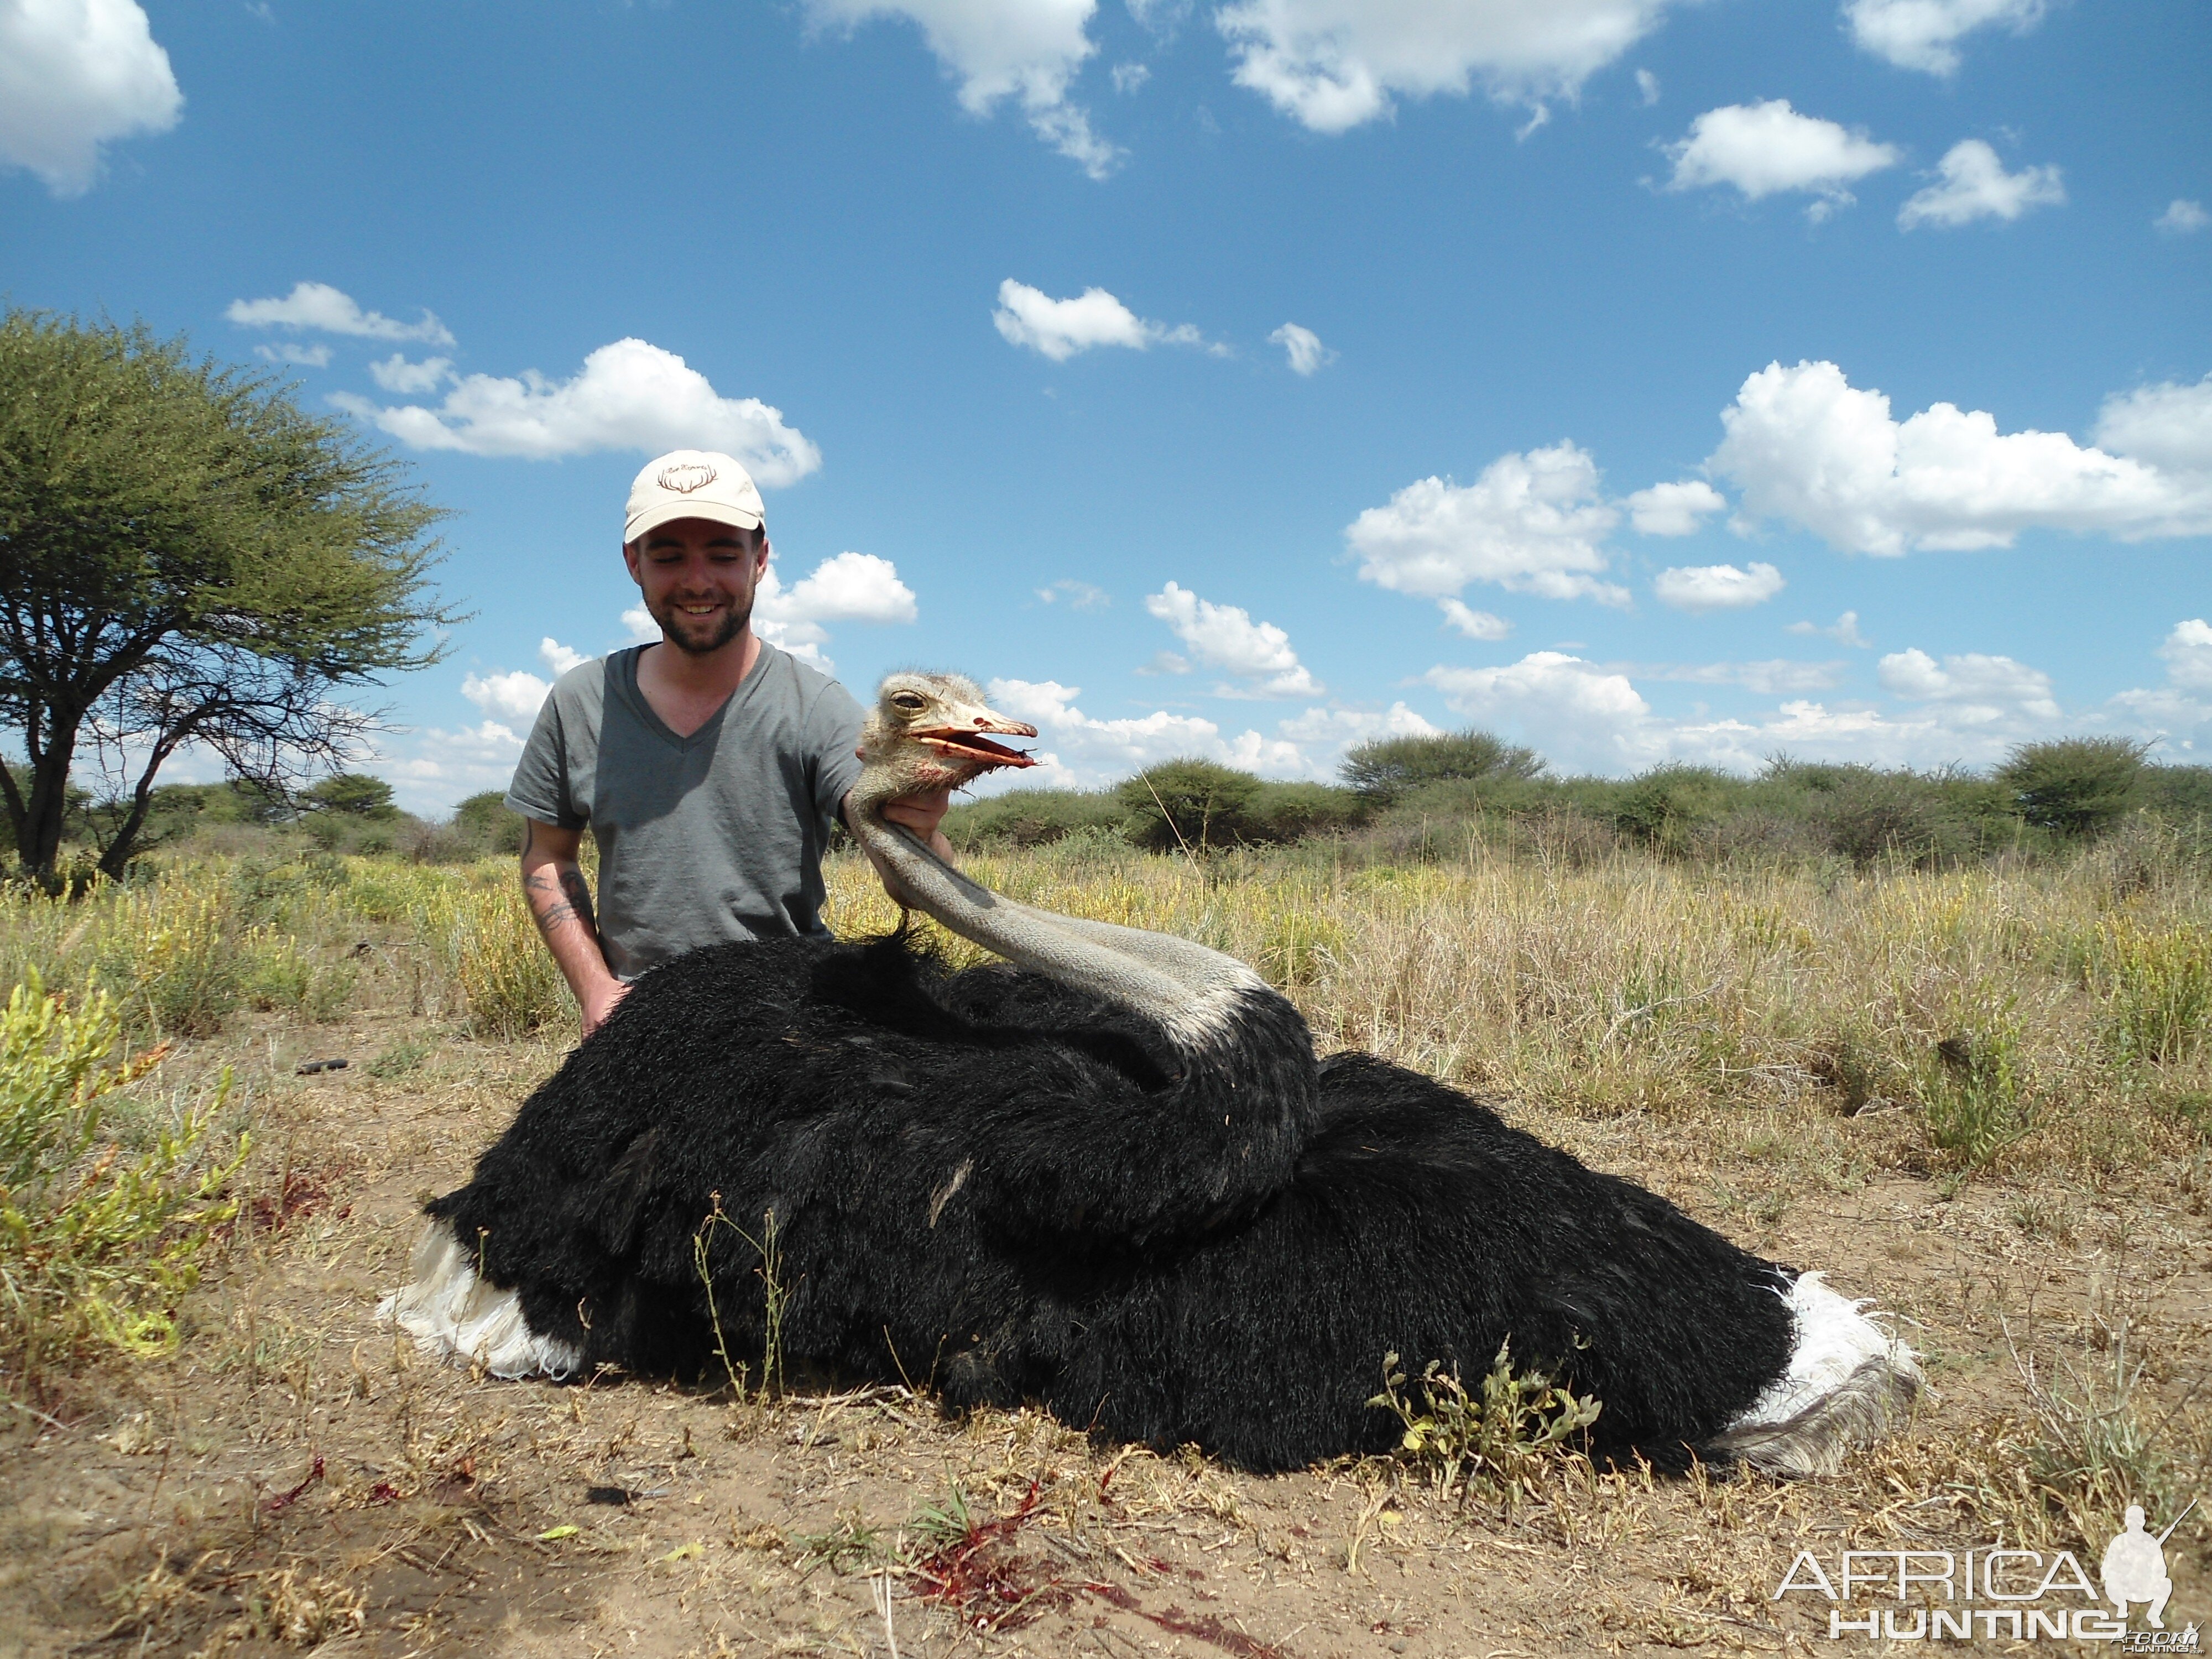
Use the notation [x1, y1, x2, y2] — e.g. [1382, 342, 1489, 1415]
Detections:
[385, 673, 1916, 1475]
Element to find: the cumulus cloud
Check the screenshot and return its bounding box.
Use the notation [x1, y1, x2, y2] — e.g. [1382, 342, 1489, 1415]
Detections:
[1897, 139, 2064, 229]
[1878, 647, 2059, 723]
[461, 669, 553, 725]
[2157, 199, 2209, 235]
[1710, 359, 2212, 555]
[1626, 478, 1725, 536]
[1143, 581, 1322, 698]
[1844, 0, 2044, 75]
[1652, 560, 1785, 612]
[0, 0, 180, 196]
[1664, 100, 1899, 219]
[227, 281, 455, 346]
[804, 0, 1119, 176]
[1269, 322, 1334, 375]
[333, 338, 822, 480]
[1347, 443, 1629, 615]
[375, 720, 528, 817]
[2093, 375, 2212, 476]
[1214, 0, 1676, 134]
[1788, 610, 1872, 648]
[1441, 600, 1512, 640]
[752, 551, 919, 672]
[992, 280, 1208, 361]
[369, 353, 453, 394]
[2159, 619, 2212, 691]
[1636, 67, 1659, 105]
[1110, 60, 1150, 93]
[979, 679, 1428, 789]
[457, 639, 590, 726]
[2107, 620, 2212, 750]
[1422, 640, 2074, 775]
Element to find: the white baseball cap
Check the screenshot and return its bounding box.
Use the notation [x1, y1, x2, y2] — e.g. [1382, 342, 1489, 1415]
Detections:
[624, 450, 766, 544]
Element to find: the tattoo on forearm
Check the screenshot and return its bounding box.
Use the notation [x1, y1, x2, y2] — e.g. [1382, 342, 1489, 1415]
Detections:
[523, 863, 599, 942]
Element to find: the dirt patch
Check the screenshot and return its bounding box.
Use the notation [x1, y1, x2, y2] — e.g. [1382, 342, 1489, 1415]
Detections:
[4, 1007, 2208, 1657]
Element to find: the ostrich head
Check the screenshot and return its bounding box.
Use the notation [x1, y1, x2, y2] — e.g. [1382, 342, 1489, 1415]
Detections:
[854, 671, 1038, 806]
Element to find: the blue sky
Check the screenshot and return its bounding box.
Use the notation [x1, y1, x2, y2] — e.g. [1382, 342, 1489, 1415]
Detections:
[5, 0, 2209, 811]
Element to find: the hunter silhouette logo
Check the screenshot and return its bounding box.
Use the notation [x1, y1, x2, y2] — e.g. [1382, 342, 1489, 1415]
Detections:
[2104, 1502, 2194, 1630]
[657, 462, 718, 494]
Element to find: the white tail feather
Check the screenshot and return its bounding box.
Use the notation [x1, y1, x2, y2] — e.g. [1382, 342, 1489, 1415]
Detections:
[1708, 1272, 1920, 1477]
[375, 1220, 581, 1380]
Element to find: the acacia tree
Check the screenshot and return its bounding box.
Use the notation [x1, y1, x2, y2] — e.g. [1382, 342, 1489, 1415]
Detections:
[0, 310, 456, 882]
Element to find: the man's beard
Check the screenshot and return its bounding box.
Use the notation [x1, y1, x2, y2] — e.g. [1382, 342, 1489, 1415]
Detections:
[655, 596, 750, 656]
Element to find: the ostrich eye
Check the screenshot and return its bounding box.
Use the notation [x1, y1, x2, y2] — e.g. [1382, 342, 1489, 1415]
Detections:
[889, 691, 928, 713]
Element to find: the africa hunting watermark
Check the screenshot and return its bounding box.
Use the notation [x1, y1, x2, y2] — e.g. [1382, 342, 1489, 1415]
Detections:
[1771, 1500, 2198, 1646]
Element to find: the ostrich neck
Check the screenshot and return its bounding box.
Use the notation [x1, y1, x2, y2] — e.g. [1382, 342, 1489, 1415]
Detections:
[847, 783, 1265, 1044]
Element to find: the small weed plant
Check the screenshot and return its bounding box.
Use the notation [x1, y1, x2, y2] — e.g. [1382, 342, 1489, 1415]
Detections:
[1369, 1339, 1602, 1504]
[0, 974, 248, 1386]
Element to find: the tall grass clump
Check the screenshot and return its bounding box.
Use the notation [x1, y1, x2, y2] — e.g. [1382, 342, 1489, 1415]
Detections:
[417, 883, 568, 1039]
[0, 975, 247, 1387]
[2091, 919, 2212, 1066]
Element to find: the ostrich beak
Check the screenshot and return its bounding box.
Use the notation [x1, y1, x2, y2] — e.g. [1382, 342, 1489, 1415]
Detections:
[911, 700, 1039, 770]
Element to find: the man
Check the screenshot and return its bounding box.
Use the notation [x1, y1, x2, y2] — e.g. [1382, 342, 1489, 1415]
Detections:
[504, 448, 952, 1035]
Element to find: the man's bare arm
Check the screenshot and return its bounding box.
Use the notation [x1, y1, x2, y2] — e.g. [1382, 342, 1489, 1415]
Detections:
[519, 818, 628, 1036]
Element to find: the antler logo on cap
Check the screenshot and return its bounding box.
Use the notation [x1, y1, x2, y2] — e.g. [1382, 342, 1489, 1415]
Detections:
[658, 462, 718, 494]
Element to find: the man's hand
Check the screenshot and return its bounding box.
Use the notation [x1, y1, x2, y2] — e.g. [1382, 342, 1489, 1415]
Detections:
[846, 785, 957, 910]
[580, 978, 631, 1037]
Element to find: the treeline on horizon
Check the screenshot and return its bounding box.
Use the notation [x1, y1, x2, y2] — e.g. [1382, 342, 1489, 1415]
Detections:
[941, 732, 2212, 868]
[11, 731, 2209, 874]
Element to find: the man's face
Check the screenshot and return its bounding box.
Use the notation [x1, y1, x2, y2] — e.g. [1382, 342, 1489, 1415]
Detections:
[623, 517, 770, 657]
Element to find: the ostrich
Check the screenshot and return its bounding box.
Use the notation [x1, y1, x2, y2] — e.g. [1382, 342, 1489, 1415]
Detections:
[384, 672, 1917, 1476]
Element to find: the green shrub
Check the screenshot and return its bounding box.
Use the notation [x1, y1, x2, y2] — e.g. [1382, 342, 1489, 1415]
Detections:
[1341, 729, 1545, 802]
[1612, 765, 1731, 855]
[1245, 781, 1366, 843]
[1998, 738, 2148, 838]
[1117, 759, 1261, 853]
[1922, 1025, 2030, 1167]
[1369, 1340, 1601, 1504]
[451, 790, 527, 855]
[2094, 920, 2212, 1066]
[943, 788, 1126, 849]
[0, 974, 248, 1379]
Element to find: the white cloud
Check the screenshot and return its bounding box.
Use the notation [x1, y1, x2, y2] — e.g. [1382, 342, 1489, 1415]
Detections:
[333, 338, 822, 480]
[1710, 359, 2212, 555]
[1625, 478, 1725, 536]
[1441, 599, 1512, 640]
[1110, 60, 1150, 93]
[1897, 139, 2063, 229]
[373, 719, 528, 817]
[992, 279, 1208, 361]
[1664, 100, 1898, 219]
[979, 678, 1424, 789]
[1421, 641, 2073, 776]
[1635, 67, 1659, 105]
[1347, 442, 1629, 614]
[1843, 0, 2044, 75]
[0, 0, 180, 196]
[1788, 610, 1872, 648]
[803, 0, 1119, 176]
[1424, 654, 1662, 772]
[1627, 659, 1844, 695]
[369, 353, 454, 394]
[752, 551, 919, 672]
[254, 342, 332, 369]
[540, 637, 587, 679]
[1269, 322, 1334, 375]
[1214, 0, 1676, 135]
[2157, 199, 2209, 236]
[1036, 578, 1110, 610]
[227, 280, 455, 346]
[2158, 619, 2212, 692]
[1144, 581, 1322, 697]
[620, 606, 659, 644]
[1652, 560, 1785, 612]
[2093, 375, 2212, 476]
[461, 670, 552, 725]
[1878, 647, 2060, 723]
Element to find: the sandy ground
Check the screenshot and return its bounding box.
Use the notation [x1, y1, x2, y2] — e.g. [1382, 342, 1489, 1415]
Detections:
[3, 1008, 2207, 1658]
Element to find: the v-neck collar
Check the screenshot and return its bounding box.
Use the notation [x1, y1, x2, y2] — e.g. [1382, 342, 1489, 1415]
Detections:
[614, 641, 774, 752]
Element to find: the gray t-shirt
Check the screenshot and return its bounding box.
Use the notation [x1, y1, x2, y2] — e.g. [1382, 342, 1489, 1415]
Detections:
[504, 641, 866, 980]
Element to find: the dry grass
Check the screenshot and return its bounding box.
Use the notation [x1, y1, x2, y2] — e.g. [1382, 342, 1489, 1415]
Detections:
[0, 839, 2204, 1655]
